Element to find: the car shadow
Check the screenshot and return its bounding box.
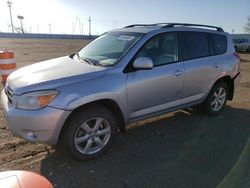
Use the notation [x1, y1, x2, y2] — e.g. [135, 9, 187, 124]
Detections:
[40, 106, 250, 188]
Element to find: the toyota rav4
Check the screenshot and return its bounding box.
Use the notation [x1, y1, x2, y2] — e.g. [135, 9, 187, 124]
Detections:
[1, 23, 240, 160]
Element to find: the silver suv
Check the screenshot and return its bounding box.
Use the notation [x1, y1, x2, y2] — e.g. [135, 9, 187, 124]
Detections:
[234, 38, 250, 52]
[1, 23, 240, 160]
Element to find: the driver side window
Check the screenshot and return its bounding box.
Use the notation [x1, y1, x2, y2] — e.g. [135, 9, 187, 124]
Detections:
[136, 33, 178, 66]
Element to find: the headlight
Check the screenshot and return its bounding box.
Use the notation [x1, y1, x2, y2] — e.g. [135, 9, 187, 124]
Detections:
[16, 90, 59, 110]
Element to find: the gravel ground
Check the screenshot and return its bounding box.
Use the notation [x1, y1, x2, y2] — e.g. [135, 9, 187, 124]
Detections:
[0, 38, 250, 188]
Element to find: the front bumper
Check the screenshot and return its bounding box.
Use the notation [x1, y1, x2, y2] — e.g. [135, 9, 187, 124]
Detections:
[1, 90, 71, 145]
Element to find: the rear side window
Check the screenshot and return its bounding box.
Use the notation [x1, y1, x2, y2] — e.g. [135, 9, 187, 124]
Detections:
[181, 32, 209, 60]
[209, 33, 227, 55]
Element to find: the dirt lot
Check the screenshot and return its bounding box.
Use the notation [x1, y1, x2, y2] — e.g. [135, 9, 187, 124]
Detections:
[0, 38, 250, 187]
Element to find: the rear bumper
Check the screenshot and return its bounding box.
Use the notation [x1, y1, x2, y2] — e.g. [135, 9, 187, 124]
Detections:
[1, 90, 71, 145]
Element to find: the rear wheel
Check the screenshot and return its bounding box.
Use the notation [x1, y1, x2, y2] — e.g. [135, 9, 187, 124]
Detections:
[202, 82, 228, 115]
[62, 104, 118, 160]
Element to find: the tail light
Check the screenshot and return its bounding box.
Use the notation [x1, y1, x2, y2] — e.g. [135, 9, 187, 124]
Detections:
[233, 52, 240, 60]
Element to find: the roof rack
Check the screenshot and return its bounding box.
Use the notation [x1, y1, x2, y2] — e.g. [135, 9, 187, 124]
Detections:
[163, 23, 224, 32]
[124, 24, 158, 28]
[124, 23, 224, 32]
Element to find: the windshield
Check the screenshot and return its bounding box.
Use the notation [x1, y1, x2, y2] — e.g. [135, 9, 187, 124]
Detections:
[77, 32, 143, 66]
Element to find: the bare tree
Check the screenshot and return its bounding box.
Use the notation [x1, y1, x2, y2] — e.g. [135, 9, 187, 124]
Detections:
[244, 16, 250, 33]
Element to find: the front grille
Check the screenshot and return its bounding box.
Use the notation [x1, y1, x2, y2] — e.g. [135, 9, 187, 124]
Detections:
[5, 86, 13, 104]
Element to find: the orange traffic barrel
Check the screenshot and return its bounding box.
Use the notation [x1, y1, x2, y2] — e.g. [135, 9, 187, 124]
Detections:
[0, 50, 16, 85]
[0, 170, 53, 188]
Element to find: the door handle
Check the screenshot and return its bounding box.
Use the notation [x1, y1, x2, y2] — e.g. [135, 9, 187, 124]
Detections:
[173, 70, 183, 76]
[212, 63, 219, 69]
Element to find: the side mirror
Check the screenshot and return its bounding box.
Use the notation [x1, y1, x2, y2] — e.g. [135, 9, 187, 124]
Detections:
[133, 57, 153, 70]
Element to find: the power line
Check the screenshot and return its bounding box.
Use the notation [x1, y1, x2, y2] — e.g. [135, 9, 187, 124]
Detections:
[3, 9, 129, 35]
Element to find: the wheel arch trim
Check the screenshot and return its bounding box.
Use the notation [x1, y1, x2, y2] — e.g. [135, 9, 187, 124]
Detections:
[58, 98, 126, 142]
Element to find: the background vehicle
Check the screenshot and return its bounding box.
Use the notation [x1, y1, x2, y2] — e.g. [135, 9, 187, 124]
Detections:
[234, 38, 250, 52]
[1, 23, 240, 160]
[232, 38, 240, 47]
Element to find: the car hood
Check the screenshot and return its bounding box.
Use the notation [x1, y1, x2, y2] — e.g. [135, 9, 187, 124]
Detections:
[7, 56, 107, 95]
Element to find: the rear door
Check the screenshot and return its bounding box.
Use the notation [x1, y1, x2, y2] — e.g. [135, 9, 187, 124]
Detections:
[179, 31, 224, 104]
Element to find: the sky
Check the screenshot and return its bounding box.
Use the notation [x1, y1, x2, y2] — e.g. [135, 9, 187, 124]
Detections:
[0, 0, 249, 35]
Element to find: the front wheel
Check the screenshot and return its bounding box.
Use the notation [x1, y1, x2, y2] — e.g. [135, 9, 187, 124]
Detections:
[202, 82, 228, 115]
[62, 104, 118, 160]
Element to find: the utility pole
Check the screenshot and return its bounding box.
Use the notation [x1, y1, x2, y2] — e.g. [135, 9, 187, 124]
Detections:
[113, 21, 117, 29]
[88, 16, 91, 37]
[7, 0, 14, 33]
[79, 18, 81, 35]
[72, 23, 75, 34]
[48, 24, 52, 34]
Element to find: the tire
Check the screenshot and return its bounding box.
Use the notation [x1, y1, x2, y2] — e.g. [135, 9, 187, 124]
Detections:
[248, 46, 250, 52]
[202, 82, 228, 115]
[234, 46, 238, 52]
[62, 104, 118, 160]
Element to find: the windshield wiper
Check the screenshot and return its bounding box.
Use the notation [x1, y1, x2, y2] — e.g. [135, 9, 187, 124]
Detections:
[75, 52, 93, 65]
[82, 58, 95, 65]
[82, 57, 104, 67]
[75, 52, 104, 67]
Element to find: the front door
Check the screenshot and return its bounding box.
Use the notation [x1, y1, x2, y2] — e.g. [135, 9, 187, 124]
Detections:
[126, 32, 184, 120]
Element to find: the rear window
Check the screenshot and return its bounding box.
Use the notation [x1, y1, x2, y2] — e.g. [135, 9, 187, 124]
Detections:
[182, 32, 209, 60]
[209, 33, 227, 55]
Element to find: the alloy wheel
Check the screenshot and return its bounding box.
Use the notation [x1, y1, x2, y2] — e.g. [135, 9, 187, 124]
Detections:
[74, 117, 111, 155]
[211, 87, 226, 111]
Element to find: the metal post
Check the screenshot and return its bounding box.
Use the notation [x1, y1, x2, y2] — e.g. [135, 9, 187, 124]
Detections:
[7, 1, 14, 33]
[17, 15, 24, 33]
[48, 24, 52, 34]
[21, 19, 23, 31]
[79, 19, 81, 35]
[88, 16, 91, 37]
[72, 23, 75, 34]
